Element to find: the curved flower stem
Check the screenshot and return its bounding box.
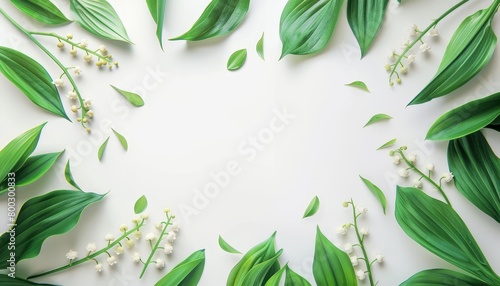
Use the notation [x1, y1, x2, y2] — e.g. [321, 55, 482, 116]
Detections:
[350, 200, 375, 286]
[139, 215, 173, 278]
[28, 220, 145, 279]
[388, 0, 470, 82]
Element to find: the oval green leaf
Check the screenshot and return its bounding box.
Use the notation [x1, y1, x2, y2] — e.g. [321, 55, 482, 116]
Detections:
[256, 33, 265, 60]
[426, 92, 500, 141]
[0, 47, 67, 119]
[302, 195, 320, 218]
[359, 176, 387, 214]
[112, 128, 128, 151]
[285, 265, 312, 286]
[401, 269, 489, 286]
[110, 85, 144, 107]
[227, 49, 247, 71]
[98, 136, 110, 161]
[146, 0, 167, 49]
[134, 195, 148, 214]
[10, 0, 71, 25]
[155, 249, 205, 286]
[65, 160, 82, 191]
[0, 274, 57, 286]
[264, 266, 286, 286]
[170, 0, 250, 41]
[377, 138, 397, 150]
[70, 0, 133, 44]
[345, 81, 370, 93]
[363, 114, 393, 127]
[218, 235, 241, 254]
[279, 0, 344, 58]
[0, 190, 105, 268]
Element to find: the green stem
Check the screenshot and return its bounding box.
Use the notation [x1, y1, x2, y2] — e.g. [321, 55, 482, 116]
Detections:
[139, 216, 172, 278]
[28, 220, 145, 279]
[351, 200, 375, 286]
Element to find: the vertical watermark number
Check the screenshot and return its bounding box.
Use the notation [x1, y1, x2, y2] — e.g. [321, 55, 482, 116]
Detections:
[6, 172, 16, 278]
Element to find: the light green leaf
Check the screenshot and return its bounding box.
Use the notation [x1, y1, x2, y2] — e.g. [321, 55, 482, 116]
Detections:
[426, 92, 500, 140]
[98, 136, 110, 161]
[241, 250, 283, 285]
[0, 123, 46, 184]
[363, 114, 393, 127]
[347, 0, 389, 57]
[359, 176, 387, 214]
[0, 274, 57, 286]
[302, 195, 320, 218]
[170, 0, 250, 41]
[227, 49, 247, 71]
[345, 81, 370, 93]
[313, 226, 357, 286]
[285, 265, 312, 286]
[0, 47, 67, 119]
[401, 269, 489, 286]
[256, 33, 265, 60]
[0, 190, 105, 268]
[264, 266, 286, 286]
[70, 0, 133, 44]
[377, 138, 397, 150]
[448, 131, 500, 223]
[64, 160, 82, 191]
[112, 128, 128, 151]
[395, 186, 500, 285]
[134, 195, 148, 214]
[155, 249, 205, 286]
[279, 0, 344, 58]
[146, 0, 167, 49]
[218, 235, 241, 254]
[409, 6, 498, 105]
[10, 0, 71, 25]
[110, 85, 144, 107]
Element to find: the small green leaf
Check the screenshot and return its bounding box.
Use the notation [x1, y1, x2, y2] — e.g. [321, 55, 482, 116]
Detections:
[170, 0, 250, 41]
[359, 176, 387, 214]
[134, 195, 148, 214]
[264, 266, 286, 286]
[363, 114, 393, 127]
[401, 269, 489, 286]
[345, 81, 370, 93]
[111, 128, 128, 151]
[377, 138, 397, 150]
[65, 160, 82, 191]
[98, 136, 110, 161]
[303, 196, 320, 218]
[218, 235, 241, 254]
[0, 274, 57, 286]
[227, 49, 247, 71]
[285, 265, 312, 286]
[10, 0, 71, 25]
[110, 85, 144, 107]
[70, 0, 133, 44]
[0, 47, 68, 119]
[155, 249, 205, 286]
[256, 33, 265, 60]
[146, 0, 167, 49]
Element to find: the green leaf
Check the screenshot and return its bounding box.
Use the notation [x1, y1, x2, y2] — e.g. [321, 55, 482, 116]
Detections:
[313, 226, 357, 286]
[345, 81, 370, 93]
[110, 85, 145, 107]
[0, 274, 57, 286]
[264, 266, 286, 286]
[359, 176, 387, 214]
[10, 0, 71, 25]
[0, 123, 46, 184]
[170, 0, 250, 41]
[303, 195, 320, 218]
[111, 128, 128, 151]
[146, 0, 167, 49]
[395, 186, 500, 284]
[227, 49, 247, 71]
[448, 131, 500, 223]
[347, 0, 389, 57]
[279, 0, 344, 58]
[409, 6, 498, 105]
[256, 33, 265, 60]
[155, 249, 205, 286]
[285, 265, 312, 286]
[134, 195, 148, 214]
[0, 190, 105, 268]
[0, 47, 67, 119]
[70, 0, 133, 44]
[241, 249, 283, 285]
[400, 269, 489, 286]
[363, 114, 393, 127]
[426, 92, 500, 140]
[64, 160, 82, 191]
[377, 138, 397, 150]
[218, 235, 241, 254]
[98, 136, 110, 161]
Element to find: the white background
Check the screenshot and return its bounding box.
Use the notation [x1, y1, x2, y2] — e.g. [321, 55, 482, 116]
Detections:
[1, 0, 500, 285]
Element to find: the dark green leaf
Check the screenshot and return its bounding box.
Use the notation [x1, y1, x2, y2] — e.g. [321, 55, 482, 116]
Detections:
[112, 128, 128, 151]
[285, 265, 312, 286]
[227, 49, 247, 71]
[400, 269, 489, 286]
[359, 176, 387, 214]
[363, 114, 393, 127]
[279, 0, 344, 58]
[0, 47, 67, 119]
[448, 131, 500, 223]
[98, 136, 110, 161]
[110, 85, 144, 107]
[345, 81, 370, 93]
[256, 33, 265, 60]
[155, 249, 205, 286]
[377, 138, 397, 150]
[134, 195, 148, 214]
[64, 160, 82, 191]
[170, 0, 250, 41]
[426, 92, 500, 140]
[241, 249, 283, 285]
[70, 0, 133, 44]
[0, 190, 105, 268]
[264, 266, 286, 286]
[0, 274, 57, 286]
[218, 235, 241, 254]
[303, 195, 320, 218]
[10, 0, 71, 25]
[146, 0, 167, 49]
[395, 186, 500, 284]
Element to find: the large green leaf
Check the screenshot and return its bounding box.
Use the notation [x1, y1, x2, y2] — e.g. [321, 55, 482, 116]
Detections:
[426, 92, 500, 140]
[170, 0, 250, 41]
[279, 0, 344, 58]
[409, 6, 498, 105]
[0, 190, 105, 268]
[146, 0, 167, 49]
[0, 47, 67, 119]
[10, 0, 71, 25]
[0, 274, 57, 286]
[0, 123, 46, 184]
[448, 131, 500, 223]
[400, 269, 489, 286]
[285, 265, 312, 286]
[346, 0, 389, 57]
[395, 186, 500, 284]
[313, 226, 357, 286]
[70, 0, 133, 44]
[155, 249, 205, 286]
